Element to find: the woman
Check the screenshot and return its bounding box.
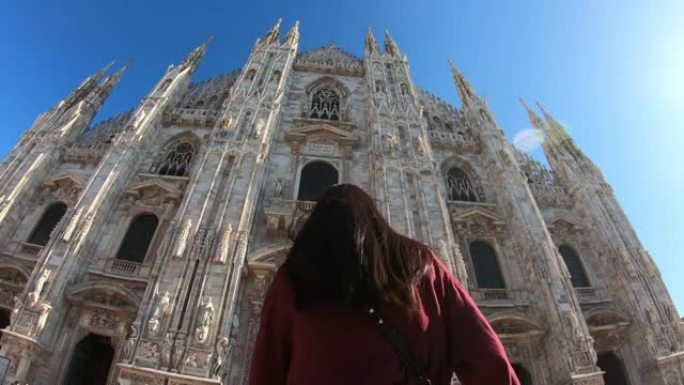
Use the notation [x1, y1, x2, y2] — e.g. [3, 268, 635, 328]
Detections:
[250, 184, 519, 385]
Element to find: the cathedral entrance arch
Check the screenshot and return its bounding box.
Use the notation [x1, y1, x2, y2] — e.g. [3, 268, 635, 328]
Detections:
[597, 351, 630, 385]
[62, 333, 115, 385]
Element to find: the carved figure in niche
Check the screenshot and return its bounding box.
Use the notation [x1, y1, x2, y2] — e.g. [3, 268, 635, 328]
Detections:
[451, 242, 469, 284]
[31, 303, 51, 336]
[384, 132, 397, 155]
[253, 118, 265, 139]
[140, 341, 159, 361]
[273, 178, 284, 198]
[148, 291, 170, 336]
[173, 219, 192, 259]
[10, 296, 21, 324]
[212, 337, 230, 376]
[214, 223, 233, 264]
[27, 268, 51, 307]
[195, 297, 215, 343]
[185, 352, 200, 368]
[566, 310, 585, 347]
[123, 324, 139, 362]
[160, 333, 173, 367]
[415, 136, 426, 156]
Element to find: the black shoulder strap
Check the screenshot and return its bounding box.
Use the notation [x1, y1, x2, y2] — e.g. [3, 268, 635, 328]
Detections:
[367, 305, 432, 385]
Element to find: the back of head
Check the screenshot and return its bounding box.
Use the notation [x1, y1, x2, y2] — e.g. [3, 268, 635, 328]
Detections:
[285, 184, 432, 311]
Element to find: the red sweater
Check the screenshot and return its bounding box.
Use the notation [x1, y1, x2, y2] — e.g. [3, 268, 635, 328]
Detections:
[249, 256, 520, 385]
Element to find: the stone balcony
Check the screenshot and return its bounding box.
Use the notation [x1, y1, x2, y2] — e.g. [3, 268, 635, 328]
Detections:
[163, 107, 220, 128]
[427, 131, 480, 153]
[263, 198, 316, 234]
[574, 286, 608, 304]
[62, 141, 110, 165]
[470, 288, 530, 307]
[528, 182, 572, 208]
[88, 257, 153, 281]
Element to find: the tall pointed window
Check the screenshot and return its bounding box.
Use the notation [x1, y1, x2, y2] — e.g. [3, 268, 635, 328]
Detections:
[469, 241, 505, 289]
[155, 141, 195, 177]
[27, 202, 68, 246]
[559, 245, 590, 287]
[309, 88, 341, 121]
[446, 167, 478, 202]
[116, 214, 158, 263]
[297, 162, 338, 202]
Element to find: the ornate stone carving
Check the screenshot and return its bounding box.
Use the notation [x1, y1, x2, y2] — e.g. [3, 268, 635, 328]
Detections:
[27, 268, 50, 307]
[214, 223, 233, 264]
[173, 219, 193, 259]
[195, 297, 215, 344]
[294, 45, 364, 76]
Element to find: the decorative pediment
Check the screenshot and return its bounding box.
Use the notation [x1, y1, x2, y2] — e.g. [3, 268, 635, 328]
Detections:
[488, 312, 546, 339]
[451, 206, 505, 234]
[585, 308, 630, 329]
[68, 281, 141, 312]
[294, 45, 364, 77]
[285, 122, 358, 156]
[123, 176, 185, 212]
[41, 173, 85, 204]
[43, 174, 85, 189]
[548, 216, 585, 233]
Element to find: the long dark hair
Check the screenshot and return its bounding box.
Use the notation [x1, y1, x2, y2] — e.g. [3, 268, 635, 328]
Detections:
[284, 184, 432, 311]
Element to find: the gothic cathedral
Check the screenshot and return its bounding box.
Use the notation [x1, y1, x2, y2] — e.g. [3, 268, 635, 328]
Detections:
[0, 20, 681, 385]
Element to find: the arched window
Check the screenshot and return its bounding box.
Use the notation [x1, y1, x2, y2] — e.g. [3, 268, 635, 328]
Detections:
[559, 245, 590, 287]
[375, 80, 385, 93]
[400, 83, 410, 96]
[116, 214, 158, 263]
[297, 162, 338, 202]
[445, 167, 478, 202]
[597, 351, 631, 385]
[310, 88, 341, 121]
[27, 202, 67, 246]
[156, 141, 195, 177]
[469, 241, 505, 289]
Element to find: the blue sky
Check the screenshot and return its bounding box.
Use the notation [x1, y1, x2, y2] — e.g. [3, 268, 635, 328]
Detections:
[1, 1, 682, 312]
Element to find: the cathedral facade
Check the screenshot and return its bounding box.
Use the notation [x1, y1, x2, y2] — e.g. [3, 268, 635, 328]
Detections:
[0, 20, 682, 385]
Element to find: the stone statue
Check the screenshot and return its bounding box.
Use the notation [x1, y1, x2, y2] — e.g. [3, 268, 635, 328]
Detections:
[173, 219, 192, 259]
[214, 223, 233, 264]
[384, 132, 397, 154]
[31, 303, 51, 336]
[123, 324, 139, 362]
[415, 136, 426, 156]
[195, 297, 215, 343]
[27, 269, 51, 307]
[148, 291, 170, 336]
[212, 337, 230, 376]
[160, 333, 173, 367]
[273, 178, 284, 198]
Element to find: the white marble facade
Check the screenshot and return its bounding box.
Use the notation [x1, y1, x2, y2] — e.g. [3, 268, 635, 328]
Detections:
[0, 20, 682, 385]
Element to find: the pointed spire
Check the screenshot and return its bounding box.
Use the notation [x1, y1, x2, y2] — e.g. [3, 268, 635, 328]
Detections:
[384, 30, 400, 56]
[180, 37, 212, 73]
[448, 60, 477, 105]
[519, 98, 545, 129]
[263, 18, 282, 45]
[284, 20, 300, 46]
[365, 28, 379, 55]
[62, 60, 116, 109]
[536, 102, 571, 145]
[97, 59, 132, 98]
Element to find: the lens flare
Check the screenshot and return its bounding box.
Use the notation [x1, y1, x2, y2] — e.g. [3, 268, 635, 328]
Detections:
[512, 128, 545, 152]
